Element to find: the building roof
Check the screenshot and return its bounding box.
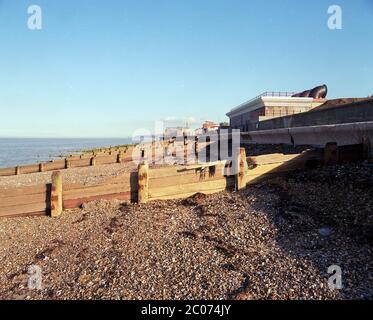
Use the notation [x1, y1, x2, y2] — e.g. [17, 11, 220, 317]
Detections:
[226, 92, 320, 117]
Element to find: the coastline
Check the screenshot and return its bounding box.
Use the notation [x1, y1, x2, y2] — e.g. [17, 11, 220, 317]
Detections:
[0, 138, 133, 169]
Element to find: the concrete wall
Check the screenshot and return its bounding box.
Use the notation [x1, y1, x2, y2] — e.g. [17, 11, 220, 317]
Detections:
[230, 112, 257, 131]
[257, 100, 373, 130]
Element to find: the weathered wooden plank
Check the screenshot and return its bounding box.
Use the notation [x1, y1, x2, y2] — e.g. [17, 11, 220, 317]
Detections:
[245, 151, 323, 184]
[149, 178, 234, 199]
[63, 172, 136, 192]
[96, 172, 137, 186]
[0, 202, 47, 217]
[148, 166, 182, 179]
[149, 183, 234, 201]
[95, 155, 118, 165]
[176, 161, 225, 170]
[0, 193, 47, 208]
[149, 162, 227, 179]
[247, 162, 301, 177]
[0, 211, 47, 218]
[19, 164, 40, 174]
[247, 153, 301, 166]
[120, 156, 133, 163]
[63, 192, 132, 209]
[69, 158, 91, 168]
[149, 170, 228, 189]
[68, 152, 127, 161]
[247, 150, 322, 166]
[0, 185, 49, 198]
[63, 183, 85, 190]
[43, 161, 65, 171]
[0, 167, 16, 176]
[63, 182, 134, 200]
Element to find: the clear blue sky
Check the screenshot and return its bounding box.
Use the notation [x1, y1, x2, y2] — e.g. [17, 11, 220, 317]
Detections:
[0, 0, 372, 138]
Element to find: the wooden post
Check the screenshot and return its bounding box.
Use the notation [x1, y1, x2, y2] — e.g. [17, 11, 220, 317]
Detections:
[152, 137, 156, 164]
[51, 171, 63, 217]
[138, 161, 149, 204]
[235, 147, 247, 191]
[324, 142, 339, 165]
[39, 163, 44, 172]
[117, 153, 121, 163]
[195, 136, 199, 161]
[206, 136, 211, 163]
[90, 157, 96, 166]
[184, 143, 188, 164]
[16, 166, 21, 175]
[163, 138, 167, 161]
[65, 159, 71, 169]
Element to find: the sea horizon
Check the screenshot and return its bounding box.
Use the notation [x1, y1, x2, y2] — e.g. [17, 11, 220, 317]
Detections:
[0, 137, 134, 168]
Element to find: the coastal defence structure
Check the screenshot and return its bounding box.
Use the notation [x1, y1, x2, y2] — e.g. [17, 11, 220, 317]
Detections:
[0, 147, 244, 218]
[0, 145, 135, 177]
[0, 142, 369, 219]
[256, 98, 373, 131]
[243, 98, 373, 152]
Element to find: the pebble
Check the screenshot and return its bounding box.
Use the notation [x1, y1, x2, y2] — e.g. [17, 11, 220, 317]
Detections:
[0, 148, 372, 300]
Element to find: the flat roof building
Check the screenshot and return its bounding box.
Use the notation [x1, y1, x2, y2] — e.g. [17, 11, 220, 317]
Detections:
[226, 91, 326, 132]
[202, 120, 219, 133]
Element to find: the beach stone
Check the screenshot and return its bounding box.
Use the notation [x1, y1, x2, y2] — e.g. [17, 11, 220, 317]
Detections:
[318, 227, 334, 237]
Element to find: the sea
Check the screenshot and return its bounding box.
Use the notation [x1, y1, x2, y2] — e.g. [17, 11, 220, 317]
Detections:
[0, 138, 133, 168]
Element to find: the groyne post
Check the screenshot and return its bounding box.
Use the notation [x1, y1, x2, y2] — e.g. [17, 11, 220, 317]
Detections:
[138, 161, 149, 204]
[51, 171, 63, 217]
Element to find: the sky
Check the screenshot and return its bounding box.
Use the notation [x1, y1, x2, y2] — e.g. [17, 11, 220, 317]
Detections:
[0, 0, 372, 138]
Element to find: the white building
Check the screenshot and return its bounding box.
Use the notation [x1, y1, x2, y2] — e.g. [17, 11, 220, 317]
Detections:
[226, 92, 326, 131]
